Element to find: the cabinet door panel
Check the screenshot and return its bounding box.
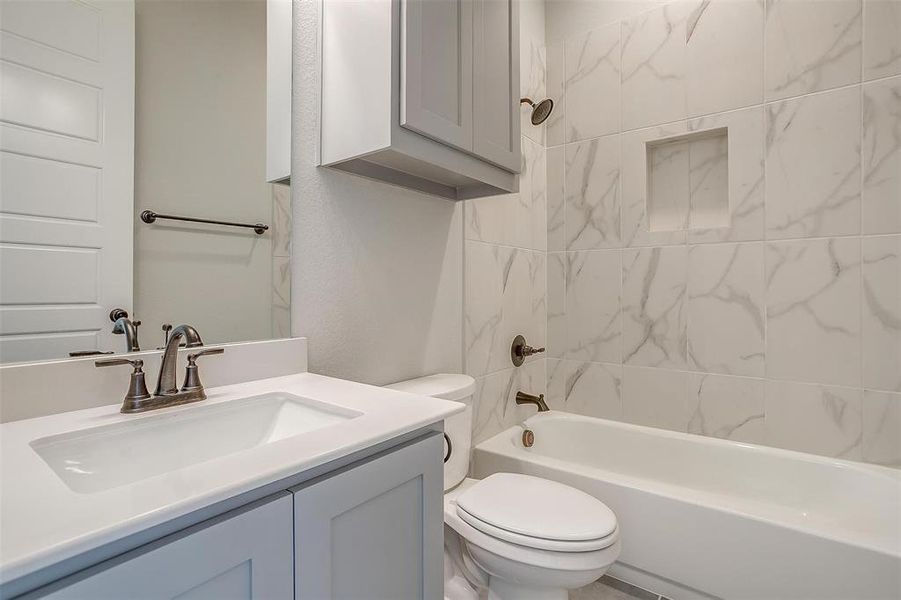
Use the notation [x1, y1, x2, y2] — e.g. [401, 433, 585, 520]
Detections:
[400, 0, 473, 152]
[293, 434, 444, 600]
[472, 0, 520, 171]
[33, 494, 293, 600]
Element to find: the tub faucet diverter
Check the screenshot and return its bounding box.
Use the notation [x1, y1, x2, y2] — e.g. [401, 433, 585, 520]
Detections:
[516, 391, 549, 413]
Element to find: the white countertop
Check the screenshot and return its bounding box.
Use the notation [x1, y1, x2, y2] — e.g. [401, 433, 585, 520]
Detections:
[0, 373, 463, 584]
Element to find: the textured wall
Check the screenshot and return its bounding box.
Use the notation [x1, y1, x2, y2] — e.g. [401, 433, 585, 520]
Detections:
[290, 0, 463, 385]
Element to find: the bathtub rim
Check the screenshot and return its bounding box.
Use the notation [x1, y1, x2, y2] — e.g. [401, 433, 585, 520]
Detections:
[474, 411, 901, 559]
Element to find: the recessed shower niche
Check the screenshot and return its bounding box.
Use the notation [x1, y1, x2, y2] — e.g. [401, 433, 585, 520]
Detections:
[646, 128, 729, 232]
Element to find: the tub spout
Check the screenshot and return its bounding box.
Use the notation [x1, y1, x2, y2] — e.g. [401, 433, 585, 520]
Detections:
[516, 391, 549, 413]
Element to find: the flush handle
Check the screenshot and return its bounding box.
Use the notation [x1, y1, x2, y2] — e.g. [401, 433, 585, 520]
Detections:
[443, 433, 452, 463]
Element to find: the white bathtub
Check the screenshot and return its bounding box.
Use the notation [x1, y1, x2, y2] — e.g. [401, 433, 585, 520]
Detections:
[473, 412, 901, 600]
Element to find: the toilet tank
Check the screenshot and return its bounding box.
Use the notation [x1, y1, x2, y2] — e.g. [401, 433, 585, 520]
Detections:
[386, 374, 475, 491]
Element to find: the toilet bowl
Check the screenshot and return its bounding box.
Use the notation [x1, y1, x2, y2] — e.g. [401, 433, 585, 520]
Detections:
[387, 374, 620, 600]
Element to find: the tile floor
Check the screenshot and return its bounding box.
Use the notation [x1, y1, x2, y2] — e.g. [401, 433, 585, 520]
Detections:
[571, 576, 670, 600]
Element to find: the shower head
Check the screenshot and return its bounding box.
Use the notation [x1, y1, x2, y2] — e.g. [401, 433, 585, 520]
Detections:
[520, 97, 554, 125]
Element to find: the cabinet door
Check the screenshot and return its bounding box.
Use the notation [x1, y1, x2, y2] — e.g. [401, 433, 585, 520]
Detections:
[293, 434, 444, 600]
[400, 0, 473, 152]
[472, 0, 520, 172]
[35, 494, 293, 599]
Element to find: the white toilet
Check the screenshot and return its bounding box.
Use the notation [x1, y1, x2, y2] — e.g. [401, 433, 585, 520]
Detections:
[387, 374, 621, 600]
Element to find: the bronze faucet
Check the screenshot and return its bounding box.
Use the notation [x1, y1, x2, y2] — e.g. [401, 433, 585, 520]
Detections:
[96, 324, 223, 413]
[516, 391, 549, 413]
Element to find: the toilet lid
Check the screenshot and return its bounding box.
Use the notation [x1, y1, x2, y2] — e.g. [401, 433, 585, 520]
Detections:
[455, 473, 617, 544]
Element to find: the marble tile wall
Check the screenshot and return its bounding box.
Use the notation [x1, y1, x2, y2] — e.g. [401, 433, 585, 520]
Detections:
[271, 183, 292, 338]
[464, 30, 550, 444]
[535, 0, 901, 467]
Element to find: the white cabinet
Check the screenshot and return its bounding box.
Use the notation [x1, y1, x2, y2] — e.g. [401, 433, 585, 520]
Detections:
[33, 494, 294, 599]
[320, 0, 520, 200]
[400, 0, 473, 153]
[472, 0, 519, 170]
[267, 0, 292, 183]
[15, 433, 445, 600]
[293, 433, 444, 599]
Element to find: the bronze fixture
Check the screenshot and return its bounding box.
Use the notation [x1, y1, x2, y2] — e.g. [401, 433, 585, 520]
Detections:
[181, 348, 224, 392]
[516, 391, 549, 413]
[520, 97, 554, 125]
[95, 357, 152, 412]
[96, 324, 224, 413]
[141, 209, 268, 235]
[154, 324, 203, 397]
[71, 308, 140, 356]
[522, 429, 535, 448]
[110, 308, 141, 352]
[511, 334, 545, 367]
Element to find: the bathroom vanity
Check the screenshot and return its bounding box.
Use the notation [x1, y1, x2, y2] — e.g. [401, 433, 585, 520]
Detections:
[0, 353, 461, 599]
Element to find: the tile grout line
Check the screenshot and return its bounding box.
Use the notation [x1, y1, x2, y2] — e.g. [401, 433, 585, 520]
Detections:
[540, 72, 901, 152]
[762, 0, 770, 439]
[859, 0, 866, 408]
[531, 232, 899, 253]
[858, 0, 866, 457]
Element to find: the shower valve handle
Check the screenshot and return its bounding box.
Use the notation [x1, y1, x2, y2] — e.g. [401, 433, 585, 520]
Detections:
[511, 335, 545, 367]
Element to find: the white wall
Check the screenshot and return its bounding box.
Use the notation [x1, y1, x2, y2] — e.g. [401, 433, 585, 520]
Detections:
[290, 0, 463, 385]
[134, 0, 273, 345]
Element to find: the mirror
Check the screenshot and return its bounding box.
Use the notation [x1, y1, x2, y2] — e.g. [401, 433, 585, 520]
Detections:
[0, 0, 292, 364]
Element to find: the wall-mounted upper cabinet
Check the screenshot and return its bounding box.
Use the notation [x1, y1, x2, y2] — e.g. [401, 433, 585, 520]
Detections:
[400, 0, 473, 155]
[267, 0, 292, 183]
[472, 0, 519, 170]
[320, 0, 521, 200]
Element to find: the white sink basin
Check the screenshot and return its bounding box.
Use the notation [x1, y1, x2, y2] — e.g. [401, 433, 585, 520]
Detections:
[30, 393, 361, 494]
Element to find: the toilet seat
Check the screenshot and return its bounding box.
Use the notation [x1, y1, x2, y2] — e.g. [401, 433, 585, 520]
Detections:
[454, 473, 618, 552]
[456, 506, 619, 552]
[444, 476, 620, 577]
[444, 494, 620, 574]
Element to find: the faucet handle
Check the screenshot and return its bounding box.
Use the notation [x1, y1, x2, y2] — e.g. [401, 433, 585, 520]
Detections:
[511, 335, 546, 367]
[182, 348, 224, 392]
[95, 358, 152, 411]
[95, 357, 143, 369]
[187, 347, 224, 364]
